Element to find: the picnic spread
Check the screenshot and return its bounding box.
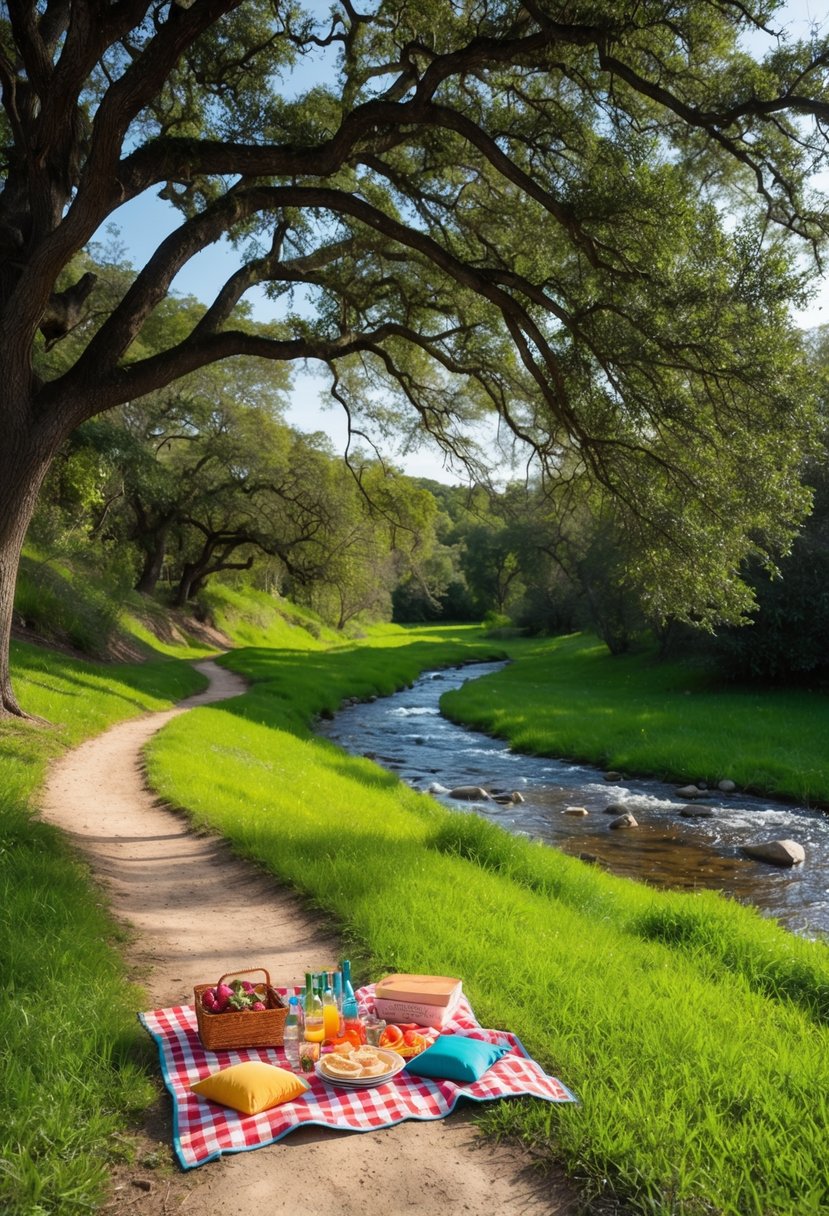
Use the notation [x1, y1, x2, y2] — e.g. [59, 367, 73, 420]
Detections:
[139, 964, 576, 1170]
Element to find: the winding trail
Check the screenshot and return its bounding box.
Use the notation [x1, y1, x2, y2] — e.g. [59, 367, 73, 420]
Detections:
[38, 659, 576, 1215]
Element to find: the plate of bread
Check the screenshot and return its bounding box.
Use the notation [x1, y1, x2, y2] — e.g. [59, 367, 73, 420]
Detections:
[316, 1043, 406, 1088]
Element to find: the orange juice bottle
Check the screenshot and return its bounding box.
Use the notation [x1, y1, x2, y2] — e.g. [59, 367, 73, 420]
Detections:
[303, 971, 324, 1042]
[322, 972, 341, 1039]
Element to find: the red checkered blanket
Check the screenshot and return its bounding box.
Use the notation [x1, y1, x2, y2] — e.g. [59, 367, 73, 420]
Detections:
[139, 985, 576, 1169]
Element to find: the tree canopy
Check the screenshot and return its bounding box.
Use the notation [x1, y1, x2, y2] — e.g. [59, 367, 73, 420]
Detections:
[2, 0, 829, 712]
[26, 248, 440, 630]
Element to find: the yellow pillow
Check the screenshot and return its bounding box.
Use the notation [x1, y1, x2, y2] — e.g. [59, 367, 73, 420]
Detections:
[191, 1062, 309, 1115]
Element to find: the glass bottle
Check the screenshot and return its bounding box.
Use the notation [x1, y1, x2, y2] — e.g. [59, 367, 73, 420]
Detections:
[342, 992, 364, 1046]
[322, 971, 341, 1040]
[303, 971, 324, 1042]
[282, 996, 302, 1070]
[340, 958, 355, 1003]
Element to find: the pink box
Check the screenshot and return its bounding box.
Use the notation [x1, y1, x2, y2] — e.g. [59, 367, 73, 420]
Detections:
[373, 975, 463, 1030]
[374, 995, 461, 1030]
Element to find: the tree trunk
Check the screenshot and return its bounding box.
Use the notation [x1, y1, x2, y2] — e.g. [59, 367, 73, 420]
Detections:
[135, 527, 169, 596]
[0, 406, 62, 716]
[173, 562, 200, 608]
[173, 543, 255, 607]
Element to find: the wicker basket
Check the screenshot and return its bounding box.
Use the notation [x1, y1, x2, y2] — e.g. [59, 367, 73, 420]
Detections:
[194, 968, 287, 1051]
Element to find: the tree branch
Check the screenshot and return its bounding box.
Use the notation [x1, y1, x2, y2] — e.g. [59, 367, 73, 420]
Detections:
[7, 0, 53, 96]
[51, 184, 581, 442]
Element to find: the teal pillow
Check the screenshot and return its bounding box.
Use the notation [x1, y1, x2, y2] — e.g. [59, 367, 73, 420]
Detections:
[405, 1035, 509, 1083]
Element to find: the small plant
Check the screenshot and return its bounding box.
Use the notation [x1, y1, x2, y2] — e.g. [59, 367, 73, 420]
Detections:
[140, 1150, 166, 1170]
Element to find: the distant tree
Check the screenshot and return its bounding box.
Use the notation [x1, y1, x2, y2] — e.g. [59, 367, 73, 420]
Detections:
[295, 458, 439, 629]
[459, 522, 522, 616]
[78, 402, 356, 607]
[444, 477, 641, 649]
[392, 543, 458, 621]
[714, 326, 829, 680]
[3, 0, 829, 712]
[119, 376, 295, 604]
[519, 479, 645, 651]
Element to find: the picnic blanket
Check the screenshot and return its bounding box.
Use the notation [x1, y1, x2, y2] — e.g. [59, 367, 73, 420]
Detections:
[139, 984, 576, 1169]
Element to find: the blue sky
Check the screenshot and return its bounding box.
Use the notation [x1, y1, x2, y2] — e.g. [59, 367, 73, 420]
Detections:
[103, 0, 829, 483]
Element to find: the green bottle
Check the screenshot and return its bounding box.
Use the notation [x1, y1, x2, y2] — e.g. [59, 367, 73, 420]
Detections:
[303, 971, 324, 1042]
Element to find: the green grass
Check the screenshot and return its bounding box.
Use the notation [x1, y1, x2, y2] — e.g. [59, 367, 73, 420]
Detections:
[15, 543, 348, 663]
[145, 629, 829, 1216]
[441, 633, 829, 804]
[201, 582, 342, 650]
[15, 551, 127, 658]
[0, 617, 495, 1215]
[0, 640, 206, 1216]
[9, 607, 829, 1215]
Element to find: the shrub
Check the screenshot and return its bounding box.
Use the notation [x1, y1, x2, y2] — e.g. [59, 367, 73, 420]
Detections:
[14, 554, 126, 657]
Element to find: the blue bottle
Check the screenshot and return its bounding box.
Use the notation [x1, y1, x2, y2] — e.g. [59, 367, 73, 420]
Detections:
[340, 959, 355, 1003]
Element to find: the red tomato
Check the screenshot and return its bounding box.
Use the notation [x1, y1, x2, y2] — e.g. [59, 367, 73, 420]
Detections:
[380, 1024, 404, 1048]
[403, 1028, 421, 1046]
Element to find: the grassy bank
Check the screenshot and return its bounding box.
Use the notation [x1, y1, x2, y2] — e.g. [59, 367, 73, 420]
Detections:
[200, 583, 343, 650]
[0, 607, 497, 1213]
[0, 641, 206, 1215]
[145, 630, 829, 1216]
[441, 633, 829, 804]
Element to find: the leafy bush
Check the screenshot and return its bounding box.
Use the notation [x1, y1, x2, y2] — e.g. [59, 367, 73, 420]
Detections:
[14, 553, 129, 657]
[715, 517, 829, 682]
[482, 609, 511, 631]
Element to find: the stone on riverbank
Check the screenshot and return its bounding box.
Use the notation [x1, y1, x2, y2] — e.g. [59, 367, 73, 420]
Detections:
[564, 806, 589, 816]
[448, 785, 491, 801]
[680, 804, 716, 818]
[604, 802, 630, 815]
[676, 784, 706, 798]
[603, 771, 623, 782]
[742, 839, 805, 867]
[609, 812, 638, 829]
[718, 779, 737, 793]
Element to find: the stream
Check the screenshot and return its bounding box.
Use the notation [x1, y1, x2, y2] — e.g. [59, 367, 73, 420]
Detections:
[317, 661, 829, 941]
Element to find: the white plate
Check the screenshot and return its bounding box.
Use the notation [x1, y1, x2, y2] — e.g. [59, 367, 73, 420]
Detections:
[315, 1047, 407, 1088]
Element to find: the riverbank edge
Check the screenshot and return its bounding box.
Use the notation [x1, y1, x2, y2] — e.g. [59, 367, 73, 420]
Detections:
[440, 701, 829, 815]
[437, 634, 829, 811]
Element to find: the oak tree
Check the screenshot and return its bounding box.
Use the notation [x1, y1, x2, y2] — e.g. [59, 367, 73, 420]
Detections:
[2, 0, 829, 712]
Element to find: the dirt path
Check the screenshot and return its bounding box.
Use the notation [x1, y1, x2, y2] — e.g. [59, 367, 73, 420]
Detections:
[39, 659, 578, 1215]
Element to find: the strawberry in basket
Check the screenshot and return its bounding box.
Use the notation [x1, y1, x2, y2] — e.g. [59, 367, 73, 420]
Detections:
[201, 979, 266, 1014]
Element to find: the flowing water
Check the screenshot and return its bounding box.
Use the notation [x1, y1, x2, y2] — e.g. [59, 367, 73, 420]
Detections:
[317, 661, 829, 941]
